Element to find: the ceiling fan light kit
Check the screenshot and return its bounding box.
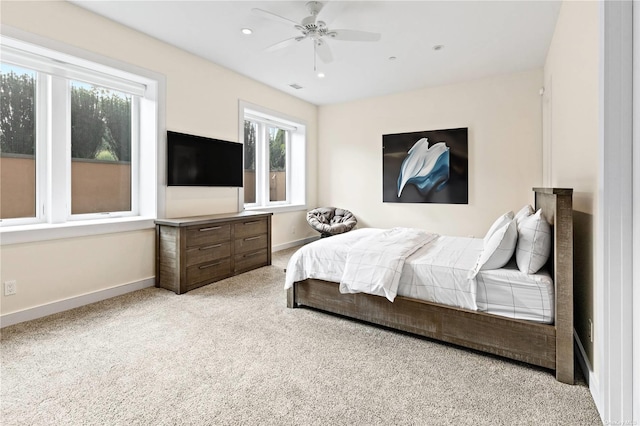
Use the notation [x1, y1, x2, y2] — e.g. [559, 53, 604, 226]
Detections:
[253, 1, 381, 70]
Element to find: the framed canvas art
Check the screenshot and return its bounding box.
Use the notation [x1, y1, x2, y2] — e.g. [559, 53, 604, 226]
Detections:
[383, 128, 468, 204]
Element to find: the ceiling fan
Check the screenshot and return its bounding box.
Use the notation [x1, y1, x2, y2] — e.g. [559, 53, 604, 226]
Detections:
[252, 1, 381, 68]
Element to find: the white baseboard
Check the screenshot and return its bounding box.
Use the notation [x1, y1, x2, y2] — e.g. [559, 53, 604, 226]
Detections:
[0, 278, 155, 328]
[1, 239, 314, 329]
[273, 235, 318, 252]
[574, 330, 603, 421]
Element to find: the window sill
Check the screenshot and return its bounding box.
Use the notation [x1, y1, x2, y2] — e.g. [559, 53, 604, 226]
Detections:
[0, 216, 156, 245]
[244, 204, 308, 215]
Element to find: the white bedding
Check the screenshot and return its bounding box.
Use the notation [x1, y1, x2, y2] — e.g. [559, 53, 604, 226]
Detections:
[339, 228, 438, 301]
[476, 258, 554, 323]
[285, 228, 554, 324]
[396, 234, 479, 310]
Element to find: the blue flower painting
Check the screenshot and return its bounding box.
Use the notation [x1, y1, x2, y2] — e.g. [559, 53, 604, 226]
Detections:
[383, 128, 468, 204]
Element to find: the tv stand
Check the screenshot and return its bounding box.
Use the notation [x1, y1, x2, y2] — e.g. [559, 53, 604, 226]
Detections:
[155, 211, 272, 294]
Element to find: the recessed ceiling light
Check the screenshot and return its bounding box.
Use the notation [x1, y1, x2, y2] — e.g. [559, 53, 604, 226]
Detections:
[433, 45, 444, 51]
[317, 72, 325, 79]
[241, 28, 253, 35]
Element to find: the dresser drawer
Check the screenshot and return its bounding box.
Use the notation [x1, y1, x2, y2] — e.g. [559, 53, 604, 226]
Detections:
[186, 224, 230, 247]
[235, 233, 268, 254]
[186, 258, 231, 288]
[234, 219, 267, 239]
[235, 249, 268, 273]
[186, 241, 231, 267]
[156, 212, 271, 294]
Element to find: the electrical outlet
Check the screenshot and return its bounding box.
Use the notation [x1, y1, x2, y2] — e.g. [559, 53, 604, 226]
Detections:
[291, 226, 296, 235]
[588, 318, 593, 342]
[4, 280, 17, 296]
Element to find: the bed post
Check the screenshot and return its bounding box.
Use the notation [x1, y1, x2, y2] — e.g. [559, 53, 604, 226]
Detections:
[534, 187, 574, 384]
[286, 286, 297, 308]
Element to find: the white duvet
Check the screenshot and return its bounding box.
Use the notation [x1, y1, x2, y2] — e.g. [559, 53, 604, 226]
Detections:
[338, 228, 438, 301]
[284, 228, 477, 309]
[285, 228, 555, 322]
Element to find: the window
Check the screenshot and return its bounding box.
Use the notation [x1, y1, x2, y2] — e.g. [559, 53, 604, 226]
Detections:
[0, 33, 161, 240]
[268, 126, 288, 203]
[70, 81, 133, 215]
[240, 102, 306, 212]
[0, 64, 37, 220]
[243, 120, 289, 205]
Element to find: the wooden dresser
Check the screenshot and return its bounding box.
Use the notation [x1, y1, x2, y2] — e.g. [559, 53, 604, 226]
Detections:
[155, 211, 272, 294]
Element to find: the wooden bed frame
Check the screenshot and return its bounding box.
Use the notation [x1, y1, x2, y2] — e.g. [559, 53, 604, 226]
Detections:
[287, 188, 574, 384]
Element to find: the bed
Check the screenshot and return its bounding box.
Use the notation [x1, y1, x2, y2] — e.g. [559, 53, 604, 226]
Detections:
[285, 188, 574, 384]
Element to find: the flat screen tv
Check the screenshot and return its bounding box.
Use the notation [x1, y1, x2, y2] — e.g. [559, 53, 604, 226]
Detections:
[167, 131, 243, 187]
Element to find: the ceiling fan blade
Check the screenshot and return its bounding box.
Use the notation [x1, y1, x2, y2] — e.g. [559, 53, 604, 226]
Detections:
[330, 29, 381, 42]
[315, 41, 333, 63]
[252, 8, 300, 27]
[265, 37, 304, 53]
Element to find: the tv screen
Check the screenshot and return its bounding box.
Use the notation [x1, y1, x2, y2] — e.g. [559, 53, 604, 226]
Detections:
[167, 131, 243, 187]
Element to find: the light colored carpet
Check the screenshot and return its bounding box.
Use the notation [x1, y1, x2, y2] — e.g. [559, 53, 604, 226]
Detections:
[1, 248, 601, 425]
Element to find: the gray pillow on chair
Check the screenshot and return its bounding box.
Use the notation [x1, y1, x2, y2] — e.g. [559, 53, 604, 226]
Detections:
[307, 207, 357, 237]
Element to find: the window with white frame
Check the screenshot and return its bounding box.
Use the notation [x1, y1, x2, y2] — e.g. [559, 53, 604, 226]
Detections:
[240, 102, 306, 212]
[0, 34, 159, 232]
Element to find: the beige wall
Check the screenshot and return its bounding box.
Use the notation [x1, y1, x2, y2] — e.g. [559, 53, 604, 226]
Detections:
[243, 171, 286, 204]
[0, 1, 318, 317]
[71, 160, 132, 214]
[0, 231, 155, 315]
[543, 1, 599, 371]
[0, 156, 36, 219]
[318, 69, 544, 238]
[0, 157, 132, 218]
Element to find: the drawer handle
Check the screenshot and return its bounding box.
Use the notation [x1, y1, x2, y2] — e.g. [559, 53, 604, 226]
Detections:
[199, 261, 223, 269]
[243, 221, 261, 225]
[199, 226, 221, 232]
[243, 252, 262, 259]
[200, 243, 223, 251]
[244, 236, 262, 241]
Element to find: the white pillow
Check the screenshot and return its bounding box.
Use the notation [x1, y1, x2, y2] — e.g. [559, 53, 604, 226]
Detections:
[516, 209, 552, 274]
[469, 218, 518, 279]
[514, 204, 533, 229]
[483, 211, 514, 246]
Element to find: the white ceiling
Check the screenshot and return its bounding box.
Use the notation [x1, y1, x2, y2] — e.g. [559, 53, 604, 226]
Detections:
[70, 0, 561, 105]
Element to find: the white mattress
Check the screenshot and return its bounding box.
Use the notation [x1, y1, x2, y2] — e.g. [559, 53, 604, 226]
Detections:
[476, 258, 554, 323]
[400, 236, 554, 324]
[286, 229, 554, 324]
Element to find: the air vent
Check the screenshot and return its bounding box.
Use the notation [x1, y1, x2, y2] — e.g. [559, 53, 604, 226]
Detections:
[289, 83, 303, 90]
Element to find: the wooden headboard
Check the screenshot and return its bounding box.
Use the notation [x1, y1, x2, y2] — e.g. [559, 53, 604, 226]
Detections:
[533, 187, 574, 383]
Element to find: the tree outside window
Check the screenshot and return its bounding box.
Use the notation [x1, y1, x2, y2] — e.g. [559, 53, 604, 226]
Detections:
[241, 103, 306, 212]
[70, 82, 132, 214]
[268, 127, 286, 202]
[0, 64, 37, 219]
[0, 66, 135, 219]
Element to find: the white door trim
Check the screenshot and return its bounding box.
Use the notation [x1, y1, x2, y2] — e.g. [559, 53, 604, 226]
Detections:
[632, 1, 640, 422]
[597, 0, 634, 423]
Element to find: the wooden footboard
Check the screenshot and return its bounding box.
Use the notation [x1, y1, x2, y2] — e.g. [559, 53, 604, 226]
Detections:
[287, 188, 574, 384]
